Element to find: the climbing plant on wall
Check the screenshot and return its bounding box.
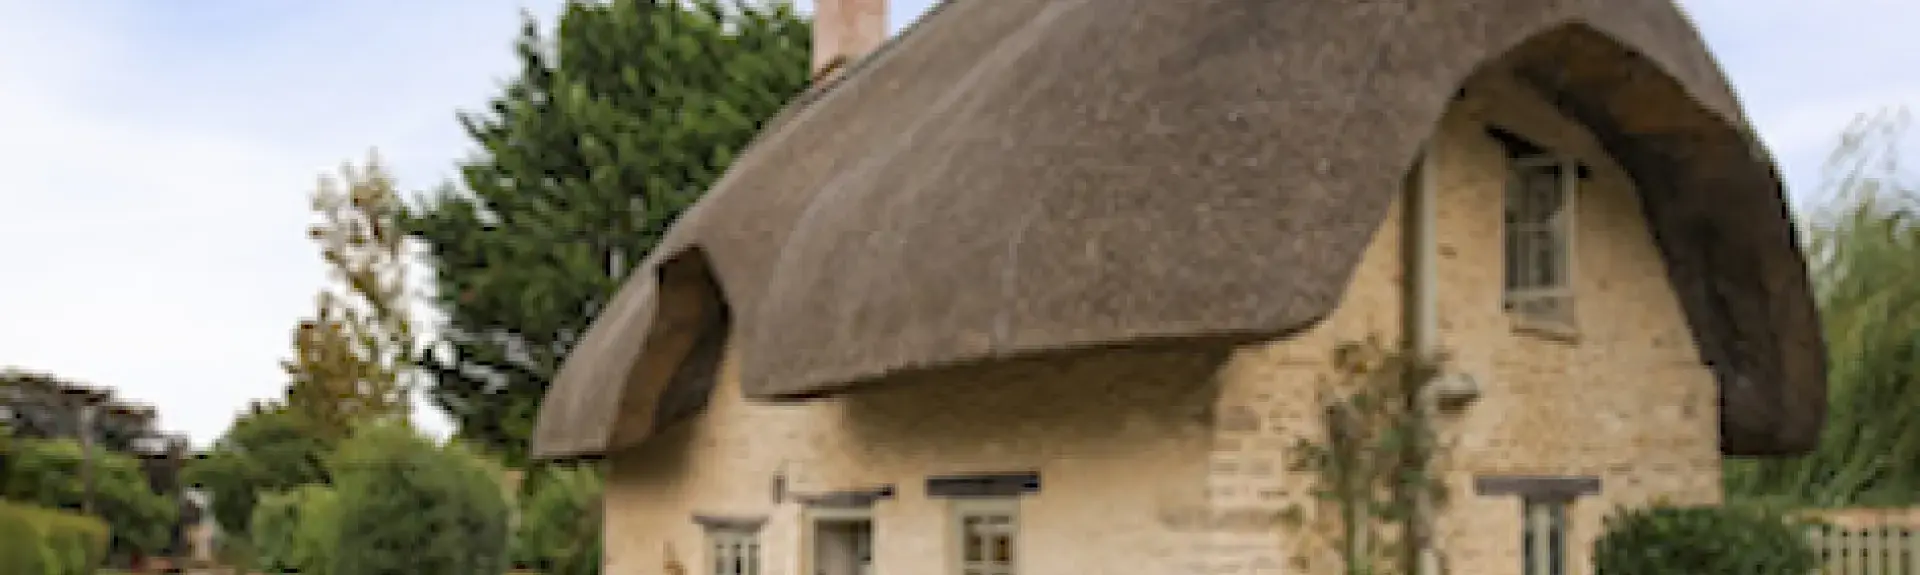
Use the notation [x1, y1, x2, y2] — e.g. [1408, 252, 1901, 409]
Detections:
[1281, 336, 1451, 575]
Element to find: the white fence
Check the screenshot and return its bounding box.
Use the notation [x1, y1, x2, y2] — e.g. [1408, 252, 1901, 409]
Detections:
[1804, 508, 1920, 575]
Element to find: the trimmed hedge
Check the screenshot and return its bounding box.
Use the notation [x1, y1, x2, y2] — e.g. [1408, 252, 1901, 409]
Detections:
[1594, 503, 1819, 575]
[0, 502, 110, 575]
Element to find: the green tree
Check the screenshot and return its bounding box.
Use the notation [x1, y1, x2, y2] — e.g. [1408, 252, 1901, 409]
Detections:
[0, 370, 165, 455]
[327, 426, 511, 575]
[180, 404, 334, 534]
[284, 154, 419, 441]
[2, 438, 179, 560]
[249, 484, 339, 575]
[1724, 107, 1920, 506]
[511, 464, 603, 575]
[405, 0, 812, 465]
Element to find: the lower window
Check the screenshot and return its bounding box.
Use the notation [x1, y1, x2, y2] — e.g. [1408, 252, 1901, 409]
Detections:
[954, 499, 1018, 575]
[708, 528, 761, 575]
[1522, 498, 1567, 575]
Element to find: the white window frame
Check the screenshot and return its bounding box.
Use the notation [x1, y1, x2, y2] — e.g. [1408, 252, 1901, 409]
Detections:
[706, 527, 762, 575]
[952, 498, 1019, 575]
[1503, 154, 1580, 329]
[1521, 497, 1569, 575]
[803, 506, 876, 575]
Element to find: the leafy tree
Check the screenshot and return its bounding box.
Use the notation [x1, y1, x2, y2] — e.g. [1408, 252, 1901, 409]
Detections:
[511, 464, 603, 575]
[283, 154, 419, 441]
[405, 0, 812, 465]
[180, 404, 334, 534]
[2, 438, 179, 560]
[1724, 107, 1920, 506]
[1, 370, 165, 455]
[327, 426, 511, 575]
[249, 484, 339, 574]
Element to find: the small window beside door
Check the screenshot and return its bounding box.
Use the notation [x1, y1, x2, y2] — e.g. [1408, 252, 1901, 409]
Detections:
[1522, 498, 1568, 575]
[707, 527, 762, 575]
[955, 499, 1018, 575]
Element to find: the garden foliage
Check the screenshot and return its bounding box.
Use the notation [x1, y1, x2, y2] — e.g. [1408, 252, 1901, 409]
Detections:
[327, 425, 512, 575]
[0, 501, 110, 575]
[1592, 503, 1819, 575]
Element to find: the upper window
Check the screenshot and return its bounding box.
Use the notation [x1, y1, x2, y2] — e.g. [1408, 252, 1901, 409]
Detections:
[954, 499, 1018, 575]
[707, 528, 761, 575]
[1521, 498, 1568, 575]
[1503, 155, 1579, 327]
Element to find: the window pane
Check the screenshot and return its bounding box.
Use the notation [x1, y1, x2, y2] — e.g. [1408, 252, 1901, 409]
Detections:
[1522, 500, 1568, 575]
[992, 532, 1013, 563]
[1548, 504, 1565, 575]
[1506, 159, 1571, 302]
[1522, 503, 1537, 575]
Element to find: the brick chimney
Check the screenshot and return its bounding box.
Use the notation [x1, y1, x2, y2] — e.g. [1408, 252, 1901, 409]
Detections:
[812, 0, 888, 82]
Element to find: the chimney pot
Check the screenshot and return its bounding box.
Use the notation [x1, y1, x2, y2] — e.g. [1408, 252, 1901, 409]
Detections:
[813, 0, 888, 83]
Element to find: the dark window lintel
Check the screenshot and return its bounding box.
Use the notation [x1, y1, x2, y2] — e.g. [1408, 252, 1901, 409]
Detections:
[797, 485, 896, 508]
[1474, 475, 1601, 501]
[691, 514, 767, 532]
[926, 472, 1041, 498]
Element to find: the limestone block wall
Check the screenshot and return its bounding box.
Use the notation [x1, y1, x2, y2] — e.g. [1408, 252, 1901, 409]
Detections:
[1199, 70, 1723, 575]
[599, 69, 1721, 575]
[602, 344, 1231, 575]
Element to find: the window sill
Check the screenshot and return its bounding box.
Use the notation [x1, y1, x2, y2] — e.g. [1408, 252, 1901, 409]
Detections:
[1506, 314, 1580, 344]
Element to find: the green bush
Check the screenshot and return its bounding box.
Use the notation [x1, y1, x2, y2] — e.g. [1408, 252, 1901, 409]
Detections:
[328, 425, 511, 575]
[181, 406, 335, 535]
[1593, 503, 1819, 575]
[2, 439, 177, 560]
[250, 484, 339, 574]
[511, 464, 603, 575]
[0, 502, 110, 575]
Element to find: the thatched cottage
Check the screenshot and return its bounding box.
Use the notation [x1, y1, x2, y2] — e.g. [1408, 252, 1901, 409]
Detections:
[531, 0, 1826, 574]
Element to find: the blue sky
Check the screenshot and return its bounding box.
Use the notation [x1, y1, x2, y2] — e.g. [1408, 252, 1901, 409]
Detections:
[0, 0, 1912, 447]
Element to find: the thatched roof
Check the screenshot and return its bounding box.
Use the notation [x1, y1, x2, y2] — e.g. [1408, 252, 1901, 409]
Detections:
[532, 0, 1825, 459]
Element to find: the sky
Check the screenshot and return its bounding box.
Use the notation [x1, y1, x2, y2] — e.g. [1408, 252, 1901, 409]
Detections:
[0, 0, 1913, 448]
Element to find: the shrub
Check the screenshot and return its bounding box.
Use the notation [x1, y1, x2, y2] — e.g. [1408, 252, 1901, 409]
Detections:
[511, 464, 604, 575]
[328, 425, 511, 575]
[1593, 503, 1819, 575]
[3, 438, 177, 560]
[249, 484, 339, 574]
[0, 502, 110, 575]
[181, 406, 334, 535]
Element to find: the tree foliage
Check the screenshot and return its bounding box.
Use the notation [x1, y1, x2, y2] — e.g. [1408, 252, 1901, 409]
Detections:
[1724, 107, 1920, 506]
[405, 0, 812, 465]
[283, 153, 418, 441]
[180, 404, 334, 534]
[2, 439, 178, 559]
[248, 484, 339, 575]
[511, 464, 603, 575]
[0, 370, 164, 455]
[327, 425, 511, 575]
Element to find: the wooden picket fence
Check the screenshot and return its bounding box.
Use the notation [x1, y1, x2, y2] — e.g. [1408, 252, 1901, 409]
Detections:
[1802, 508, 1920, 574]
